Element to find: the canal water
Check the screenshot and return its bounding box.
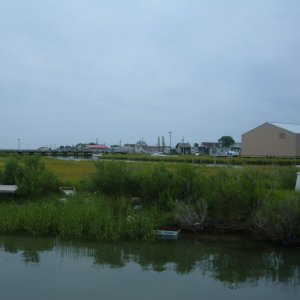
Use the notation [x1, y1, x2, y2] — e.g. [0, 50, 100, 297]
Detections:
[1, 234, 299, 300]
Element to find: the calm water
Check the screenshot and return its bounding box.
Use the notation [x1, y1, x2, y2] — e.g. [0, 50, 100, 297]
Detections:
[0, 234, 299, 300]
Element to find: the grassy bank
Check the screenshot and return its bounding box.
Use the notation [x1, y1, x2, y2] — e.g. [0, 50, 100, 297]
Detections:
[0, 156, 300, 243]
[0, 195, 162, 240]
[100, 153, 300, 166]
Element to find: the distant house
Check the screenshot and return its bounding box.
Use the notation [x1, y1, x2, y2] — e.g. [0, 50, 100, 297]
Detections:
[210, 146, 229, 157]
[86, 144, 109, 153]
[147, 146, 162, 154]
[175, 143, 191, 155]
[136, 140, 147, 153]
[122, 144, 136, 153]
[231, 143, 242, 153]
[198, 142, 240, 157]
[38, 147, 51, 152]
[109, 145, 122, 153]
[242, 122, 300, 157]
[199, 142, 219, 156]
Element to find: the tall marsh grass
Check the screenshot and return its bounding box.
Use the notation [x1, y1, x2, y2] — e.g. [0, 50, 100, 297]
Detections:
[0, 196, 161, 240]
[1, 157, 299, 242]
[0, 156, 59, 196]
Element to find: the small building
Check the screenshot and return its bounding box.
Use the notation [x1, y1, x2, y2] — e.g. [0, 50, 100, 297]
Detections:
[198, 142, 240, 157]
[122, 144, 136, 153]
[135, 140, 148, 153]
[38, 147, 51, 152]
[175, 143, 191, 155]
[86, 144, 109, 153]
[209, 146, 229, 157]
[242, 122, 300, 157]
[199, 142, 219, 156]
[109, 145, 122, 153]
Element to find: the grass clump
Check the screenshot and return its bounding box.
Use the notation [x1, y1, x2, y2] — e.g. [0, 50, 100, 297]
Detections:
[87, 161, 132, 197]
[0, 195, 162, 240]
[1, 156, 299, 243]
[0, 156, 59, 197]
[250, 191, 300, 242]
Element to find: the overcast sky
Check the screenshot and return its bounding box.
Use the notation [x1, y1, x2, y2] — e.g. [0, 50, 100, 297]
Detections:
[1, 0, 299, 149]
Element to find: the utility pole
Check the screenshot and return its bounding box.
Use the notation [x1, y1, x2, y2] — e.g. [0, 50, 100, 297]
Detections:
[168, 131, 172, 155]
[17, 138, 21, 150]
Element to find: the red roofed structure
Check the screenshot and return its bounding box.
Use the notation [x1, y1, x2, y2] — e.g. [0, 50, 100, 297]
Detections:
[86, 144, 109, 153]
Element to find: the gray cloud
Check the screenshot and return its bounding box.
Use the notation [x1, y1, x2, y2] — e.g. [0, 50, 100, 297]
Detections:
[1, 0, 300, 148]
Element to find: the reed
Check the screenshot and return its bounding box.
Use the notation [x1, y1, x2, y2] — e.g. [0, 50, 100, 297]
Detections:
[1, 156, 299, 243]
[250, 190, 300, 242]
[0, 195, 162, 240]
[100, 153, 300, 166]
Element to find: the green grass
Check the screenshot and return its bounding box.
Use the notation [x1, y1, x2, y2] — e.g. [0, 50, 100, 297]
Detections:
[101, 153, 300, 166]
[0, 155, 299, 243]
[43, 158, 97, 183]
[0, 195, 163, 240]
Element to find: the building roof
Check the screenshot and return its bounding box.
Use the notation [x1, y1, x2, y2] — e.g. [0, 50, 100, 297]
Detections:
[270, 122, 300, 134]
[86, 144, 109, 149]
[176, 143, 191, 148]
[200, 142, 220, 148]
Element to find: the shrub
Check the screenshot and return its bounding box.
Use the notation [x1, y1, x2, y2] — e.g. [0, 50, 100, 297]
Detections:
[172, 164, 204, 202]
[269, 167, 297, 190]
[1, 158, 23, 184]
[89, 161, 131, 197]
[203, 168, 266, 229]
[17, 156, 59, 196]
[139, 164, 174, 203]
[157, 190, 175, 211]
[173, 198, 208, 231]
[251, 191, 300, 241]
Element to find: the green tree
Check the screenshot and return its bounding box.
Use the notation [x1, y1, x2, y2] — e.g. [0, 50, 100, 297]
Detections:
[218, 136, 235, 147]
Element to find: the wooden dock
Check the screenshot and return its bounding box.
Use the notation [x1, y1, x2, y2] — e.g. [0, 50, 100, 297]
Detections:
[0, 149, 93, 157]
[0, 185, 18, 194]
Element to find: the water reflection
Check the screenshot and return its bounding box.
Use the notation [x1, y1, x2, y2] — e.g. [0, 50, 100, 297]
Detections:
[1, 234, 299, 289]
[1, 235, 53, 265]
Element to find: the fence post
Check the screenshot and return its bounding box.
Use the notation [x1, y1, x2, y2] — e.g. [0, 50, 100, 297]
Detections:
[296, 172, 300, 192]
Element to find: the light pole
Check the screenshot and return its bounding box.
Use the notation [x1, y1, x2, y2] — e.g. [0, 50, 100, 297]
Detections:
[214, 146, 216, 165]
[168, 131, 172, 155]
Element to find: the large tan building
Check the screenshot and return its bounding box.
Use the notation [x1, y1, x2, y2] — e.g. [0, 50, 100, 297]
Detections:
[242, 122, 300, 157]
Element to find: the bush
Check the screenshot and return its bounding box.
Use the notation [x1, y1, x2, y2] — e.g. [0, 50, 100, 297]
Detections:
[88, 161, 132, 197]
[251, 191, 300, 241]
[16, 156, 59, 196]
[172, 164, 204, 201]
[203, 168, 266, 229]
[173, 198, 207, 231]
[1, 158, 23, 184]
[139, 164, 174, 204]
